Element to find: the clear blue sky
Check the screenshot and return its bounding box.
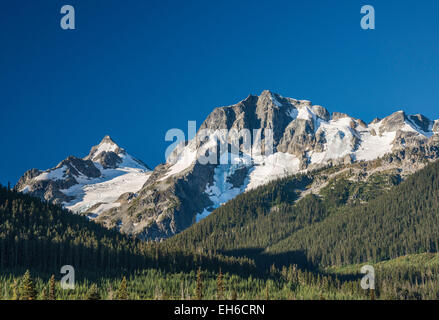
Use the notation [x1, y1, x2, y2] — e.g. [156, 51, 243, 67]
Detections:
[1, 0, 439, 185]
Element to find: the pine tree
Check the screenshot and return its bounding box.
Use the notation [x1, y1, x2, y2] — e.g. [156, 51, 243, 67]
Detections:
[48, 275, 56, 300]
[195, 268, 203, 300]
[12, 280, 19, 300]
[216, 269, 224, 300]
[40, 286, 48, 300]
[116, 277, 128, 300]
[86, 284, 101, 300]
[20, 270, 36, 300]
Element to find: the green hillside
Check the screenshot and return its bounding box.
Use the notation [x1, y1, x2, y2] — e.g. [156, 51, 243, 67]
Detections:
[165, 161, 431, 270]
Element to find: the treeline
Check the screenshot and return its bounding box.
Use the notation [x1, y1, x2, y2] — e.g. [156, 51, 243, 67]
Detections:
[4, 253, 439, 300]
[0, 265, 369, 300]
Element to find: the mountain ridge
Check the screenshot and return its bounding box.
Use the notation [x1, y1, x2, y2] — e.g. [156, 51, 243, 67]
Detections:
[16, 90, 439, 240]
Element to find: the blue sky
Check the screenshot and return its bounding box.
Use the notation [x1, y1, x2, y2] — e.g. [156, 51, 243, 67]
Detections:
[1, 0, 439, 185]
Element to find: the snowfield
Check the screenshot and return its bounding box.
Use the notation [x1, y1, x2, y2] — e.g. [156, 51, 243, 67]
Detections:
[62, 166, 151, 216]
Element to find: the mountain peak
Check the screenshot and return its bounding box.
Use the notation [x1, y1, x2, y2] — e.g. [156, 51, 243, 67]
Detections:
[85, 135, 124, 163]
[100, 135, 118, 145]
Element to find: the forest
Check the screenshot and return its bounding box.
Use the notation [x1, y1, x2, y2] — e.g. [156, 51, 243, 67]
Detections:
[1, 160, 439, 299]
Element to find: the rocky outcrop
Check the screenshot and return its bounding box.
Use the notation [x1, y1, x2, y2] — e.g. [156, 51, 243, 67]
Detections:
[380, 111, 407, 134]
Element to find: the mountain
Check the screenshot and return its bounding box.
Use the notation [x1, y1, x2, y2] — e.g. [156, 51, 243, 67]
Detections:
[16, 90, 439, 240]
[95, 90, 439, 240]
[15, 135, 152, 219]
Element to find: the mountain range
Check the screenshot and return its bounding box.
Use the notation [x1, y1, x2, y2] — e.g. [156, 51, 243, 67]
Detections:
[16, 90, 439, 240]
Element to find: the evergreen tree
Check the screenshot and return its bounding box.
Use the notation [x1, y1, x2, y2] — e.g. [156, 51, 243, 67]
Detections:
[48, 275, 56, 300]
[86, 284, 101, 300]
[11, 280, 19, 300]
[195, 268, 203, 300]
[40, 286, 48, 300]
[216, 269, 224, 300]
[116, 277, 128, 300]
[20, 270, 36, 300]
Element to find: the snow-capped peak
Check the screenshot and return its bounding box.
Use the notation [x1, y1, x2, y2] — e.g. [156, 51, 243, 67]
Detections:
[16, 135, 152, 219]
[85, 135, 123, 162]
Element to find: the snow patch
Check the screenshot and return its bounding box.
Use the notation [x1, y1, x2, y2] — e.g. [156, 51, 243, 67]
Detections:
[310, 118, 356, 164]
[246, 153, 301, 190]
[161, 145, 197, 181]
[196, 159, 250, 222]
[62, 166, 151, 216]
[35, 166, 67, 181]
[355, 130, 396, 161]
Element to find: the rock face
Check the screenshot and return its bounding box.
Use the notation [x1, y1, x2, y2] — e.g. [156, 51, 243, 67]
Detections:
[16, 136, 151, 216]
[17, 90, 439, 241]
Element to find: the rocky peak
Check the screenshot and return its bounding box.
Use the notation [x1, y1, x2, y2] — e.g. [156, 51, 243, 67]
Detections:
[380, 111, 407, 134]
[312, 105, 330, 122]
[85, 135, 126, 169]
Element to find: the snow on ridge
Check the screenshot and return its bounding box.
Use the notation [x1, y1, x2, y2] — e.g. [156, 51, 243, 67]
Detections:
[34, 166, 67, 182]
[160, 143, 198, 181]
[94, 141, 119, 155]
[119, 152, 149, 170]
